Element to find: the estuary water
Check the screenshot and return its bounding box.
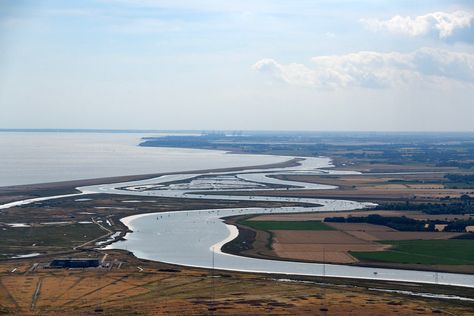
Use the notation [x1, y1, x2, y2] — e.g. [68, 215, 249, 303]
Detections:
[75, 157, 474, 288]
[0, 132, 286, 187]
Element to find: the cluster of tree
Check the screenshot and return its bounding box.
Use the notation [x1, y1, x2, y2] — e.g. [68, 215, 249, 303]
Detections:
[444, 173, 474, 183]
[325, 214, 474, 233]
[376, 201, 473, 215]
[453, 233, 474, 239]
[437, 161, 474, 169]
[444, 219, 474, 232]
[325, 214, 430, 231]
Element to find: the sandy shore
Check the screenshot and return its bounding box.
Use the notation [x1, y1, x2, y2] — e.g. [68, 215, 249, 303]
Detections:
[211, 224, 240, 253]
[118, 213, 152, 232]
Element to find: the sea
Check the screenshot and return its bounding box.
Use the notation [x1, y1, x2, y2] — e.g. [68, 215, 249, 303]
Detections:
[0, 131, 285, 187]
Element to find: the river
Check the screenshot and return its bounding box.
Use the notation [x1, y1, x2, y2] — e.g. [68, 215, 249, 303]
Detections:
[75, 157, 474, 288]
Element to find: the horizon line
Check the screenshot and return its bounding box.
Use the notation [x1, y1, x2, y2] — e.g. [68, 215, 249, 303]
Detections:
[1, 128, 474, 134]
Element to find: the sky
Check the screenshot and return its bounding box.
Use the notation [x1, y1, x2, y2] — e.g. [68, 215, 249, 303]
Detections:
[0, 0, 473, 131]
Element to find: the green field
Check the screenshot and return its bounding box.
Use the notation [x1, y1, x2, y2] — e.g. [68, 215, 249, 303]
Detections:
[0, 224, 106, 258]
[351, 239, 474, 265]
[240, 220, 335, 231]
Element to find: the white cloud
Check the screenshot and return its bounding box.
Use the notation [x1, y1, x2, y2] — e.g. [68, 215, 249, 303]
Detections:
[252, 48, 474, 89]
[361, 11, 473, 39]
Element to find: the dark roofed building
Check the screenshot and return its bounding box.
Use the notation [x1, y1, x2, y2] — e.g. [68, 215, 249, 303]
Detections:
[50, 258, 100, 268]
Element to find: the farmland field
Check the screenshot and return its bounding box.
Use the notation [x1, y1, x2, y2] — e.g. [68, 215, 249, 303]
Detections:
[240, 220, 335, 231]
[351, 240, 474, 265]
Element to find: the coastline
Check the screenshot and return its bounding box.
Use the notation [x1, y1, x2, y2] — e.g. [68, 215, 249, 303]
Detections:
[0, 157, 302, 204]
[113, 209, 474, 289]
[117, 213, 152, 233]
[211, 223, 240, 253]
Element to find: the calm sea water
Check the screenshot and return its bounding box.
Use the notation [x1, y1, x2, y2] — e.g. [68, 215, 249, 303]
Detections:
[0, 132, 286, 187]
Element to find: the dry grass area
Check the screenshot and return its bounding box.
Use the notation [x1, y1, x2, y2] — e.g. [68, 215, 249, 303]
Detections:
[272, 231, 386, 263]
[0, 251, 473, 315]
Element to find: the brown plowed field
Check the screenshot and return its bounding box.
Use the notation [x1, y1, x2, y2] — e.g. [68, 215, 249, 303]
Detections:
[326, 222, 396, 232]
[259, 222, 462, 265]
[273, 230, 374, 244]
[326, 222, 462, 241]
[362, 231, 462, 241]
[271, 231, 386, 264]
[272, 246, 356, 263]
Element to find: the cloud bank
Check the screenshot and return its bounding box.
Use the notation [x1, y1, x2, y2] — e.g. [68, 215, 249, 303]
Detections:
[253, 48, 474, 89]
[361, 11, 473, 40]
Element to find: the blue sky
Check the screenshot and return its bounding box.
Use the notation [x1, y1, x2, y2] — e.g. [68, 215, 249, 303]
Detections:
[0, 0, 473, 131]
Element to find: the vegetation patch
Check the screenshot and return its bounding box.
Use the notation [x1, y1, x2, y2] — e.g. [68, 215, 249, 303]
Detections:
[375, 200, 473, 215]
[325, 214, 474, 232]
[351, 239, 474, 265]
[325, 214, 428, 231]
[0, 224, 105, 257]
[444, 174, 474, 189]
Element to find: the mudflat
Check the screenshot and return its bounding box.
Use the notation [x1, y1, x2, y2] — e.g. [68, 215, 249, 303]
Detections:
[0, 158, 301, 204]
